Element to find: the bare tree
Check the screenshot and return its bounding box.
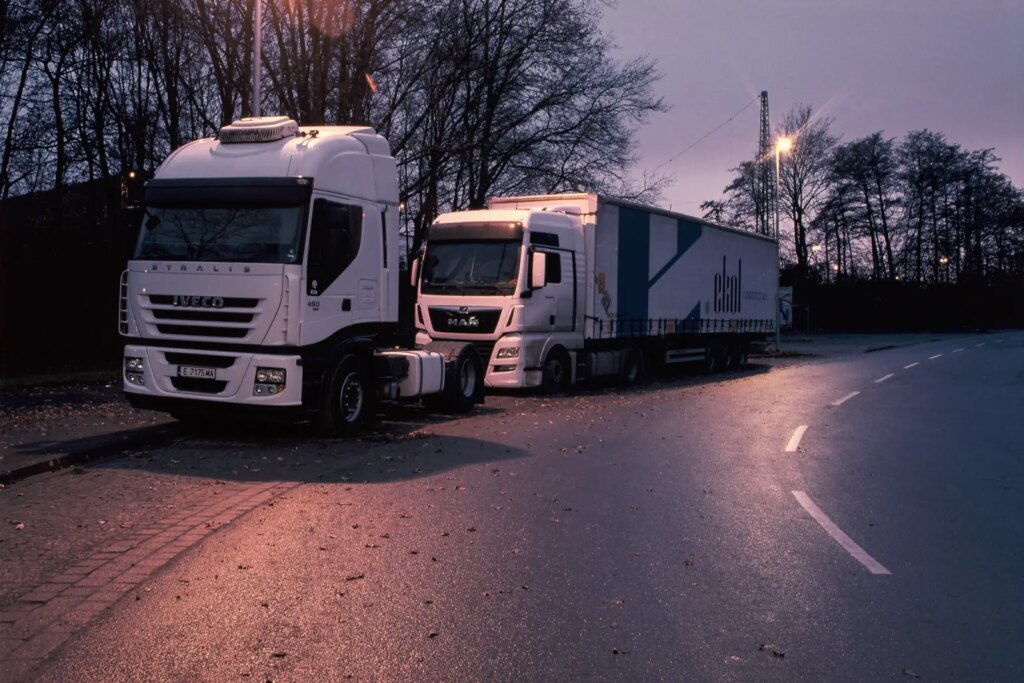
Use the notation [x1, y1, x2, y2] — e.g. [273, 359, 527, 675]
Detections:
[380, 0, 665, 253]
[831, 133, 899, 279]
[0, 0, 48, 203]
[777, 104, 838, 274]
[717, 160, 759, 233]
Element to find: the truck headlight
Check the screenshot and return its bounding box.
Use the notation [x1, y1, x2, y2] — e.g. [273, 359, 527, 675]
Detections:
[256, 367, 286, 384]
[254, 367, 287, 395]
[125, 356, 145, 385]
[496, 347, 520, 359]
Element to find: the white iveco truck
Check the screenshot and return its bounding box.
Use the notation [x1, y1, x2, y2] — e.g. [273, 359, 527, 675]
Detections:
[120, 116, 483, 434]
[413, 193, 778, 391]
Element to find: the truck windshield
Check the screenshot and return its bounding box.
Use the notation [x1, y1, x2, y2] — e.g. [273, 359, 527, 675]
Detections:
[135, 203, 305, 264]
[421, 240, 521, 295]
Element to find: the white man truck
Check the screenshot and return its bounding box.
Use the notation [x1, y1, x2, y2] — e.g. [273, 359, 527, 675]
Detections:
[120, 116, 483, 434]
[412, 193, 777, 391]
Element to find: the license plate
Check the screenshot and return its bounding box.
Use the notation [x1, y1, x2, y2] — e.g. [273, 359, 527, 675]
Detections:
[177, 365, 217, 380]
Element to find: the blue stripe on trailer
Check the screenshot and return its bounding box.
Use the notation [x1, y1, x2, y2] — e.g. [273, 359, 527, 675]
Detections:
[617, 207, 650, 334]
[648, 218, 703, 289]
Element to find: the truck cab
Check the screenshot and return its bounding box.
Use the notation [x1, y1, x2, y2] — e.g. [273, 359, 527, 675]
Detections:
[121, 117, 482, 434]
[414, 207, 586, 390]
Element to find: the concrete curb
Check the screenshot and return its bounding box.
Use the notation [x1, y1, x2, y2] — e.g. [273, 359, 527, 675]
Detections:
[0, 424, 178, 486]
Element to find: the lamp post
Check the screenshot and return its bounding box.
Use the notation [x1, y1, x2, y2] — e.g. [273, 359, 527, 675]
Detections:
[252, 0, 262, 117]
[774, 136, 792, 351]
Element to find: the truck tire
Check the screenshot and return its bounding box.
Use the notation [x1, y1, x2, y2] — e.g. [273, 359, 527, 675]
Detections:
[541, 347, 572, 394]
[704, 341, 725, 374]
[316, 354, 374, 436]
[721, 341, 736, 372]
[424, 344, 483, 414]
[618, 348, 644, 386]
[730, 341, 749, 369]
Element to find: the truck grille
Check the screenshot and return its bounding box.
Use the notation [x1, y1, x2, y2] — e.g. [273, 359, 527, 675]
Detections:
[145, 294, 261, 339]
[428, 307, 502, 334]
[163, 352, 237, 369]
[155, 324, 250, 338]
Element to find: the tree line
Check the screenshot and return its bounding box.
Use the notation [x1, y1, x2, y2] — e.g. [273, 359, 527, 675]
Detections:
[704, 105, 1024, 288]
[0, 0, 665, 253]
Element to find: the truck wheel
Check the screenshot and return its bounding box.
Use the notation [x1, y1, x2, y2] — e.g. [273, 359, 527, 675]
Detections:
[541, 347, 572, 394]
[704, 341, 724, 374]
[618, 348, 644, 386]
[720, 341, 736, 372]
[730, 341, 749, 369]
[316, 354, 374, 436]
[424, 344, 483, 414]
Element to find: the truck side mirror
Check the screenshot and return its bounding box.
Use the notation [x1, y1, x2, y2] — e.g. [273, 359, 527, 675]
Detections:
[530, 250, 547, 289]
[410, 256, 420, 288]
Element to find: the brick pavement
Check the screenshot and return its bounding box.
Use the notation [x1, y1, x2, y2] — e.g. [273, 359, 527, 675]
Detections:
[0, 477, 301, 678]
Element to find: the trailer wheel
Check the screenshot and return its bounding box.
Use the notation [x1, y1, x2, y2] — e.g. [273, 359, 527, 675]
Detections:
[703, 341, 725, 374]
[316, 354, 374, 436]
[618, 348, 644, 386]
[730, 341, 749, 369]
[541, 347, 572, 394]
[721, 341, 736, 371]
[424, 344, 483, 414]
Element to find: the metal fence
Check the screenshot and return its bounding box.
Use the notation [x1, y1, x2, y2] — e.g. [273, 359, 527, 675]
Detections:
[587, 317, 776, 339]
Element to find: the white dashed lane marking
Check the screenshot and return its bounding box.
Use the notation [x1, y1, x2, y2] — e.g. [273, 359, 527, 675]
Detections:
[785, 425, 809, 453]
[929, 354, 943, 360]
[830, 391, 860, 407]
[792, 491, 892, 575]
[904, 362, 919, 369]
[874, 373, 894, 383]
[953, 348, 965, 353]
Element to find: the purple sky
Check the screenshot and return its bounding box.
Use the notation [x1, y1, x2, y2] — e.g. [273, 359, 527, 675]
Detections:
[600, 0, 1024, 214]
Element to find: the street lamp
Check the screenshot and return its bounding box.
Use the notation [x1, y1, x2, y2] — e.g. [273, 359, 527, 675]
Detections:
[774, 136, 793, 241]
[774, 136, 792, 351]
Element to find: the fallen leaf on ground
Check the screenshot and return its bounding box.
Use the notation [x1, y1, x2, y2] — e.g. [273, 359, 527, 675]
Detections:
[758, 643, 785, 658]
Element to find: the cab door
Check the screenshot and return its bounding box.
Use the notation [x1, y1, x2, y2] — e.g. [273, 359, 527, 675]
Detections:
[301, 197, 381, 345]
[535, 248, 575, 332]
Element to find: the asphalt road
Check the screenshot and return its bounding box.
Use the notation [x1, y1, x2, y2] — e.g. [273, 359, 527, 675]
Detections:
[3, 333, 1022, 681]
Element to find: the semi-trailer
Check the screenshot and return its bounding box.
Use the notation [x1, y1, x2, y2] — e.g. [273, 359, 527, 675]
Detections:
[119, 116, 483, 434]
[413, 193, 778, 390]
